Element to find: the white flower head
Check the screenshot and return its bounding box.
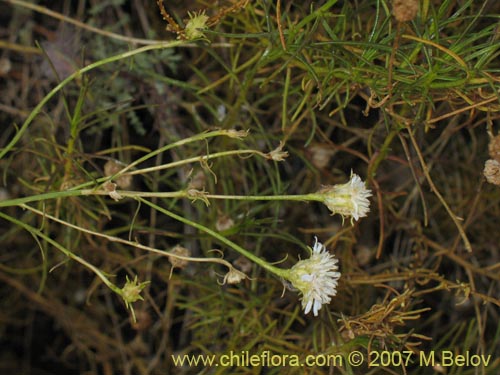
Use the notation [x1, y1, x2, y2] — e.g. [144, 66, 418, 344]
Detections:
[287, 237, 341, 316]
[318, 172, 372, 222]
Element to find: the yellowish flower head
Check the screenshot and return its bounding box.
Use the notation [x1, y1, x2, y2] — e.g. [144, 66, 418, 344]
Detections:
[184, 11, 209, 40]
[122, 275, 149, 307]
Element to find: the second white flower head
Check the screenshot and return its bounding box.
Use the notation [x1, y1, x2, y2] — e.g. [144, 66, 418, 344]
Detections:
[288, 237, 341, 316]
[318, 172, 372, 222]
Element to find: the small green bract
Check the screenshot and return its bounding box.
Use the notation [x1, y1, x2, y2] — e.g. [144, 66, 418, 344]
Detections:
[121, 275, 150, 322]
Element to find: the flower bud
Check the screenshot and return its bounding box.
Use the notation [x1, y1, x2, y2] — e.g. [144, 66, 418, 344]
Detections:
[392, 0, 419, 22]
[122, 275, 149, 307]
[484, 159, 500, 186]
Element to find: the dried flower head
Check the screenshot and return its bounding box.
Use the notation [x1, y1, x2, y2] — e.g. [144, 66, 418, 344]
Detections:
[287, 237, 341, 316]
[488, 134, 500, 163]
[484, 159, 500, 186]
[0, 58, 12, 76]
[104, 159, 132, 189]
[234, 255, 252, 274]
[169, 245, 191, 270]
[216, 213, 235, 232]
[392, 0, 419, 22]
[309, 145, 335, 169]
[317, 173, 372, 222]
[223, 267, 247, 285]
[267, 141, 289, 161]
[187, 169, 206, 190]
[103, 181, 123, 201]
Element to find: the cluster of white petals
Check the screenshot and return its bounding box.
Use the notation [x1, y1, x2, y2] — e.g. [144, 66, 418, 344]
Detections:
[319, 173, 372, 221]
[288, 237, 341, 316]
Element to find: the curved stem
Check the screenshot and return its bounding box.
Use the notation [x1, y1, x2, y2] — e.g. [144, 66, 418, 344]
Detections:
[0, 40, 185, 160]
[0, 211, 120, 295]
[21, 203, 236, 270]
[137, 197, 288, 278]
[126, 149, 265, 176]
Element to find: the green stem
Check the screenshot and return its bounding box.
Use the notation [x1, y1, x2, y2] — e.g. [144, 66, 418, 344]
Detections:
[64, 82, 87, 178]
[71, 129, 244, 190]
[204, 193, 325, 203]
[137, 197, 288, 278]
[112, 129, 246, 178]
[0, 211, 121, 295]
[0, 189, 186, 208]
[0, 40, 185, 160]
[0, 128, 247, 207]
[21, 203, 236, 270]
[0, 189, 331, 210]
[0, 189, 90, 207]
[126, 149, 264, 176]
